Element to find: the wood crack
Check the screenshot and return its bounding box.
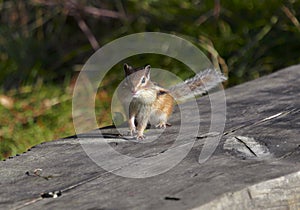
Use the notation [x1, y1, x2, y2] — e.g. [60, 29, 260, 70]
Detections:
[234, 136, 258, 157]
[223, 108, 300, 136]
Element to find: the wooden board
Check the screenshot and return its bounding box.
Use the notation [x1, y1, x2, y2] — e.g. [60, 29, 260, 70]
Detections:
[1, 65, 300, 210]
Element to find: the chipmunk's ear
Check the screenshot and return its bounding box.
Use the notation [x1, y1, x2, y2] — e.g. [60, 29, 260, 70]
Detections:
[144, 65, 151, 78]
[124, 63, 134, 76]
[157, 87, 169, 95]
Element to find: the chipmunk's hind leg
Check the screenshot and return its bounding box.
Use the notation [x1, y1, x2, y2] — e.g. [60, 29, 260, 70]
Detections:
[156, 121, 172, 129]
[150, 111, 168, 129]
[156, 122, 167, 129]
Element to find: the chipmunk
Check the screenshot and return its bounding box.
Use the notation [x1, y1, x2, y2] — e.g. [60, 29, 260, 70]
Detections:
[121, 63, 227, 140]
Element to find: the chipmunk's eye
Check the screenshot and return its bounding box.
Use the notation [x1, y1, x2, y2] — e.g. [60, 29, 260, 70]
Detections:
[141, 77, 146, 84]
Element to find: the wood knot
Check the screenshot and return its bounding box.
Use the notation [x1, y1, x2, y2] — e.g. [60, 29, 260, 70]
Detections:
[223, 136, 272, 160]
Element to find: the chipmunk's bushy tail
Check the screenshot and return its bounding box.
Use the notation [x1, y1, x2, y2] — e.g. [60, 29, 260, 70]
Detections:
[169, 68, 227, 103]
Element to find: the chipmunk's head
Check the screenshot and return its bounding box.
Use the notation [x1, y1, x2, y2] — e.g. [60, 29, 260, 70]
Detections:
[124, 63, 152, 96]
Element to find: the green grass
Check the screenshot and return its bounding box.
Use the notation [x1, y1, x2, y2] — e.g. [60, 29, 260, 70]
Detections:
[0, 82, 115, 160]
[0, 85, 73, 159]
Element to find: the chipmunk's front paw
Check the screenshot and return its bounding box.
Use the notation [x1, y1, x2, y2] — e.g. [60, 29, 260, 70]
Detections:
[129, 127, 136, 136]
[136, 131, 145, 140]
[136, 134, 145, 140]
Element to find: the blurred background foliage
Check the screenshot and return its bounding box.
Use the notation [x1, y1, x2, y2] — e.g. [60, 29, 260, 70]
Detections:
[1, 0, 300, 159]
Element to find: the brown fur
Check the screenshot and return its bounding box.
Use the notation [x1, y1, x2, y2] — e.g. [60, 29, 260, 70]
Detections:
[152, 92, 174, 119]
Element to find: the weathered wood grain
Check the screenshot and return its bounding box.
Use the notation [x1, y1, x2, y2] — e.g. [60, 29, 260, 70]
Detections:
[1, 65, 300, 210]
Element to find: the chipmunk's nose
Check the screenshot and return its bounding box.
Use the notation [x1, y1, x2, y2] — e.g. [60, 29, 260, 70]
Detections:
[131, 88, 137, 94]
